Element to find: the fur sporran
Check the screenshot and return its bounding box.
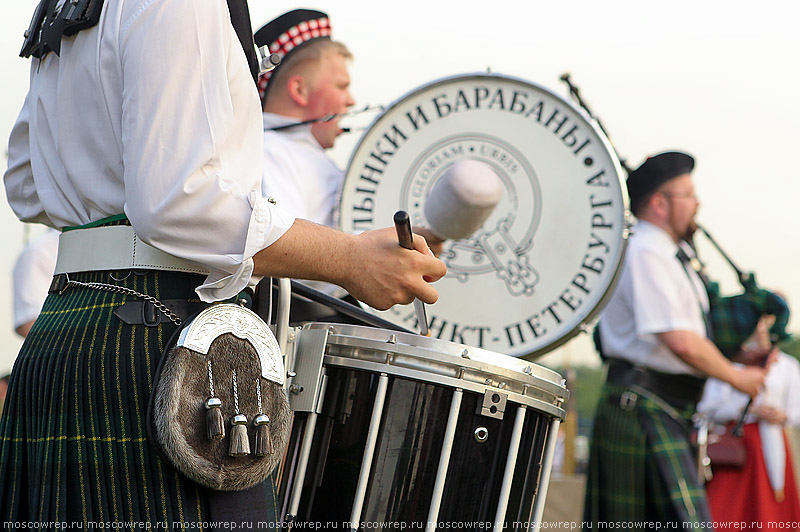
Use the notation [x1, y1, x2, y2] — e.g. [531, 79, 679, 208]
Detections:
[148, 304, 290, 491]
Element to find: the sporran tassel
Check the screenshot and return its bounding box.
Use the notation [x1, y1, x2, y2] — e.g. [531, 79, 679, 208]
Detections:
[253, 378, 272, 456]
[229, 369, 250, 456]
[253, 414, 272, 456]
[229, 413, 250, 456]
[205, 397, 225, 440]
[205, 360, 224, 440]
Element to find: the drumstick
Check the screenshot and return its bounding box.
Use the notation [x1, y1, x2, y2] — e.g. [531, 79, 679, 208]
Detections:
[393, 211, 430, 336]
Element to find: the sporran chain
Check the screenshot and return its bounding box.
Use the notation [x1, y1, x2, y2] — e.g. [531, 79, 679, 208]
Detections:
[207, 360, 215, 397]
[256, 378, 263, 415]
[232, 368, 240, 414]
[64, 278, 182, 326]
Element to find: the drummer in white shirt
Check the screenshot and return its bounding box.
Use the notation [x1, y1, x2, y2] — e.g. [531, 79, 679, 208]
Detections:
[254, 10, 444, 322]
[255, 9, 353, 230]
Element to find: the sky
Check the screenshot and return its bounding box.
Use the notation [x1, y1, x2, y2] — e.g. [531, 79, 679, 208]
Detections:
[0, 1, 798, 374]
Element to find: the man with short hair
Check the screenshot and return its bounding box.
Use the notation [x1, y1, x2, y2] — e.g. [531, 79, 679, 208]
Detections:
[255, 9, 353, 228]
[253, 10, 444, 324]
[255, 9, 444, 259]
[583, 151, 766, 529]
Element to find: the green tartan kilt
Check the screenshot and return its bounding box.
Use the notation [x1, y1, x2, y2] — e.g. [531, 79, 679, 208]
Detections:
[583, 382, 712, 531]
[0, 270, 278, 529]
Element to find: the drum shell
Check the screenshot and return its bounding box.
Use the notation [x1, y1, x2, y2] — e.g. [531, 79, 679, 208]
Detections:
[282, 369, 550, 526]
[279, 323, 566, 527]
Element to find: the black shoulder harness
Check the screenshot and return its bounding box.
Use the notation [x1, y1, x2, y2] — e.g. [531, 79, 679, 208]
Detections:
[21, 0, 105, 59]
[226, 0, 259, 86]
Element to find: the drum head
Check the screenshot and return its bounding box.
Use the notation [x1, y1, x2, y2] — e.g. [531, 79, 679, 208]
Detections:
[339, 73, 629, 358]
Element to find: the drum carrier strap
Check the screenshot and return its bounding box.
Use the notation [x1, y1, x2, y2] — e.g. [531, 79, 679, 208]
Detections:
[20, 0, 105, 58]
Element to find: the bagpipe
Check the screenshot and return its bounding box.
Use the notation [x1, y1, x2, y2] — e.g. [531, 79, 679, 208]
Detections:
[689, 224, 791, 359]
[559, 73, 792, 360]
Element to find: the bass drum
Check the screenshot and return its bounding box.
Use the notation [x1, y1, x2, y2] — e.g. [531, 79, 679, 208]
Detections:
[338, 73, 630, 358]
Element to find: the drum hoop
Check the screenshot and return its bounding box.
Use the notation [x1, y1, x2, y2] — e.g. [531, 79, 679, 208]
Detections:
[323, 354, 566, 420]
[302, 322, 565, 384]
[339, 72, 630, 358]
[295, 323, 569, 415]
[325, 335, 567, 398]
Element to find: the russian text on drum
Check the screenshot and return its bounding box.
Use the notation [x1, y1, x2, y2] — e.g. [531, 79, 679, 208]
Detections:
[340, 74, 627, 357]
[348, 85, 596, 227]
[504, 189, 615, 349]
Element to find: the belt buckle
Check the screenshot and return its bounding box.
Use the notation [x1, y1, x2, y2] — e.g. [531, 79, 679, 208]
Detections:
[619, 391, 637, 410]
[49, 273, 69, 295]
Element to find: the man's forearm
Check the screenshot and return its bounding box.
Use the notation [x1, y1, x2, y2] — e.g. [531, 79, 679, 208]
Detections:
[252, 219, 355, 285]
[252, 219, 446, 311]
[656, 329, 764, 396]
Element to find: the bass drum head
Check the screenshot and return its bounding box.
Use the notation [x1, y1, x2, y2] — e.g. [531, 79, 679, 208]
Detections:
[339, 73, 629, 358]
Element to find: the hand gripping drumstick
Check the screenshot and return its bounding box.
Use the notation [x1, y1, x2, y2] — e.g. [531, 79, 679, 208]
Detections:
[393, 211, 430, 336]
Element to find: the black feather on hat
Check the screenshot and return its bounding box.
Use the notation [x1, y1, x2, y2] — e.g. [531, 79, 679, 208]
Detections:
[627, 151, 695, 215]
[254, 9, 332, 102]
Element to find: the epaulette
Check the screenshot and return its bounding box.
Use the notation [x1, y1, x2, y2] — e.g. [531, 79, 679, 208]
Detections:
[20, 0, 106, 59]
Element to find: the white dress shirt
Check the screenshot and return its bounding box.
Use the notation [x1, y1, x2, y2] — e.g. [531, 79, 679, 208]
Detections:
[4, 0, 295, 302]
[599, 220, 710, 375]
[261, 113, 343, 228]
[12, 229, 59, 330]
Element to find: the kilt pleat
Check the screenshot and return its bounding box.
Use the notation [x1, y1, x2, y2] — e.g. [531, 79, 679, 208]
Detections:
[0, 270, 213, 528]
[583, 382, 713, 531]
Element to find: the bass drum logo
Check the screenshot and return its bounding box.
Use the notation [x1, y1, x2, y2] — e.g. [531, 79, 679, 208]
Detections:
[401, 134, 542, 297]
[339, 74, 629, 358]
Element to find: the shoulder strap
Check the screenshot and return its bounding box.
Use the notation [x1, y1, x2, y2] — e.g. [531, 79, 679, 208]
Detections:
[676, 247, 713, 339]
[226, 0, 259, 86]
[21, 0, 105, 58]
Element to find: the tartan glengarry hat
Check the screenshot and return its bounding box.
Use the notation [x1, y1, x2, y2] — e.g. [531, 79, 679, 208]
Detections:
[626, 151, 695, 213]
[254, 9, 332, 102]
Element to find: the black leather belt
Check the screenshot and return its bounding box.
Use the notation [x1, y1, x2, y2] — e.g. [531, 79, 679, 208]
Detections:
[114, 300, 209, 326]
[49, 272, 210, 327]
[606, 359, 707, 410]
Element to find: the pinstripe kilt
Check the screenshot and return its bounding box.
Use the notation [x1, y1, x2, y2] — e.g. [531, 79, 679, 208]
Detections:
[0, 270, 279, 529]
[583, 382, 713, 531]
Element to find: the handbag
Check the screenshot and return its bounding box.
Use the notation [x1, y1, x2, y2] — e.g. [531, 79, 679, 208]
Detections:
[147, 303, 291, 491]
[706, 429, 747, 469]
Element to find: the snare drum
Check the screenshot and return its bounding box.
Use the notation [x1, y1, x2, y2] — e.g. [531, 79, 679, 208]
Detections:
[278, 323, 568, 531]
